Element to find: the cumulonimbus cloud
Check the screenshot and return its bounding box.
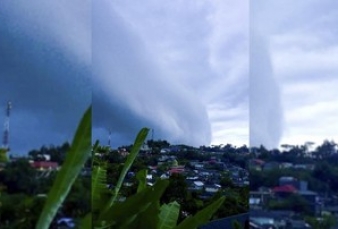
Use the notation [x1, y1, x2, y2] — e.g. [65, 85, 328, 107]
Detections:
[92, 2, 212, 147]
[249, 31, 284, 149]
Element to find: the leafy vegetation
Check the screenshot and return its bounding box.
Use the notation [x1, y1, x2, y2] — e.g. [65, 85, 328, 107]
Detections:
[89, 127, 226, 229]
[0, 106, 247, 228]
[36, 105, 91, 228]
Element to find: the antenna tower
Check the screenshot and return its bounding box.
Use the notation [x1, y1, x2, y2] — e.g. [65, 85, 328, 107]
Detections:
[151, 128, 154, 153]
[2, 101, 11, 151]
[108, 128, 111, 148]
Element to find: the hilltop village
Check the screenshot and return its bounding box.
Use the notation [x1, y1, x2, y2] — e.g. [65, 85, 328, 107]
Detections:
[1, 139, 338, 228]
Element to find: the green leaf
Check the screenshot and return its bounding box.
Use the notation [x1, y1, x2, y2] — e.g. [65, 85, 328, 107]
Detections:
[174, 196, 225, 229]
[122, 201, 160, 229]
[158, 201, 180, 229]
[80, 213, 92, 229]
[92, 165, 108, 211]
[93, 140, 100, 152]
[35, 106, 91, 229]
[98, 179, 169, 227]
[103, 127, 149, 212]
[136, 169, 148, 193]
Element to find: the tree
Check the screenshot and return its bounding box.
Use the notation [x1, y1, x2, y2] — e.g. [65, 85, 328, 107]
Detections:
[0, 148, 8, 163]
[0, 159, 38, 195]
[315, 140, 337, 159]
[305, 214, 337, 229]
[220, 172, 235, 188]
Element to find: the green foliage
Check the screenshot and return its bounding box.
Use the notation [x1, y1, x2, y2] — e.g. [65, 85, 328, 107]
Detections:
[0, 158, 38, 194]
[28, 142, 70, 164]
[19, 106, 226, 229]
[0, 148, 8, 163]
[36, 105, 91, 229]
[90, 128, 225, 229]
[161, 173, 188, 205]
[232, 220, 241, 229]
[305, 214, 337, 229]
[220, 172, 235, 188]
[175, 196, 225, 229]
[0, 193, 46, 227]
[136, 169, 148, 193]
[268, 194, 311, 215]
[104, 128, 150, 212]
[159, 201, 180, 229]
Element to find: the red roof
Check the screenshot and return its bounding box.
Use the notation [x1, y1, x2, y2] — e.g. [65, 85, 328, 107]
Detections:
[169, 168, 184, 174]
[272, 185, 297, 193]
[253, 159, 265, 165]
[31, 161, 59, 169]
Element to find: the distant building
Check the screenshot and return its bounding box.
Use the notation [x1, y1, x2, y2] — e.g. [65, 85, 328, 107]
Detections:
[31, 161, 59, 171]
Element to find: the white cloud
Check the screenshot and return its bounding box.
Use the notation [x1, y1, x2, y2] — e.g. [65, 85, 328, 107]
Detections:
[253, 0, 338, 147]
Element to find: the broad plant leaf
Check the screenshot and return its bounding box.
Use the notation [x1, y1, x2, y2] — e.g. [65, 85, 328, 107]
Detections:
[92, 165, 108, 211]
[103, 128, 149, 212]
[122, 201, 160, 229]
[98, 179, 169, 228]
[35, 106, 91, 229]
[80, 213, 92, 229]
[174, 196, 225, 229]
[136, 169, 147, 193]
[158, 201, 180, 229]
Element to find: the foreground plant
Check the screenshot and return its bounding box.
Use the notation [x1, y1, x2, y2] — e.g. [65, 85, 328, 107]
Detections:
[33, 105, 224, 229]
[89, 127, 225, 229]
[35, 106, 91, 229]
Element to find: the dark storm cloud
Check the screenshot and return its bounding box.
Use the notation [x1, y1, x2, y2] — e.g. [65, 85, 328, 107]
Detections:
[0, 1, 90, 154]
[92, 2, 211, 147]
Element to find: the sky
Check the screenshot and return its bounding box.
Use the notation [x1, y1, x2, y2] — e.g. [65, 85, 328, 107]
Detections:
[1, 1, 336, 154]
[92, 0, 249, 148]
[0, 1, 91, 155]
[251, 0, 338, 148]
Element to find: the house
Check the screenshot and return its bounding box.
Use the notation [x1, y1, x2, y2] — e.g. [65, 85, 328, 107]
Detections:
[140, 144, 151, 151]
[250, 190, 272, 209]
[272, 184, 298, 198]
[192, 181, 204, 190]
[275, 176, 319, 215]
[194, 163, 204, 169]
[263, 161, 280, 171]
[168, 168, 185, 176]
[280, 162, 293, 169]
[118, 148, 129, 157]
[322, 205, 338, 217]
[205, 184, 221, 193]
[298, 190, 319, 215]
[160, 148, 170, 154]
[279, 176, 299, 187]
[248, 159, 264, 171]
[293, 164, 315, 170]
[31, 161, 59, 171]
[287, 219, 312, 229]
[250, 209, 294, 229]
[146, 174, 153, 180]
